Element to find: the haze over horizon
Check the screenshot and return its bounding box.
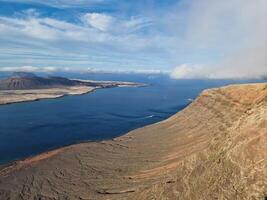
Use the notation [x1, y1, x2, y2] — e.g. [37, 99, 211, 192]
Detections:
[0, 0, 266, 79]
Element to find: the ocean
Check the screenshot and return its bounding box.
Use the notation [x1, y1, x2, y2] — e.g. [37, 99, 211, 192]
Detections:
[0, 73, 264, 165]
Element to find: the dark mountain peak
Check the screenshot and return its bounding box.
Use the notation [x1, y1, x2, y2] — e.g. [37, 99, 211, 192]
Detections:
[0, 73, 97, 90]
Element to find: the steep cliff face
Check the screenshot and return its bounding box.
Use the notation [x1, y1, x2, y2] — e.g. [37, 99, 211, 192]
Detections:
[0, 83, 266, 200]
[139, 83, 267, 200]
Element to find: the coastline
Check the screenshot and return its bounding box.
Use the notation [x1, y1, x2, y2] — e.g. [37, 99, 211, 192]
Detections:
[0, 82, 144, 106]
[0, 86, 96, 105]
[0, 83, 266, 199]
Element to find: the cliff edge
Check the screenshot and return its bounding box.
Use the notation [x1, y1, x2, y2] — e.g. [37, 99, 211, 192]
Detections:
[0, 83, 266, 200]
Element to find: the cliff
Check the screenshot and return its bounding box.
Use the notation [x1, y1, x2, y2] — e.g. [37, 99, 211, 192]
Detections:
[0, 83, 266, 200]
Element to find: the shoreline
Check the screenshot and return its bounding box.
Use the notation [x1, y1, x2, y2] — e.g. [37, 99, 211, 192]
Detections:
[0, 82, 147, 167]
[0, 86, 96, 106]
[0, 82, 144, 106]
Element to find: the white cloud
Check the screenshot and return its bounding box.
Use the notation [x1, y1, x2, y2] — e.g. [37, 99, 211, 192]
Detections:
[81, 13, 152, 34]
[82, 13, 114, 32]
[170, 0, 267, 79]
[170, 64, 210, 79]
[0, 65, 165, 75]
[0, 11, 154, 50]
[0, 0, 266, 78]
[171, 62, 267, 79]
[0, 66, 58, 72]
[20, 8, 40, 17]
[0, 15, 103, 41]
[87, 68, 165, 74]
[1, 0, 108, 8]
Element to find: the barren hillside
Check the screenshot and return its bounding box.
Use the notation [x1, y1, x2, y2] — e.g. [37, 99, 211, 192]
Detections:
[0, 83, 266, 200]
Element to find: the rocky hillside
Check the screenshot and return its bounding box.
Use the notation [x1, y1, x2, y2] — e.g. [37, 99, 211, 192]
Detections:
[0, 83, 266, 200]
[0, 73, 99, 90]
[0, 73, 142, 90]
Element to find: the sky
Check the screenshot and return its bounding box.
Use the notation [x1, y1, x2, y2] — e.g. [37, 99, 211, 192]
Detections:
[0, 0, 266, 78]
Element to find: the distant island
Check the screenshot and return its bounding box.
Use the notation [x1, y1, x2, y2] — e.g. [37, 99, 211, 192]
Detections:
[0, 72, 144, 105]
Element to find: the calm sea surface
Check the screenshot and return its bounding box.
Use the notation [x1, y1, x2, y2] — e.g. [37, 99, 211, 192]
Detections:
[0, 73, 264, 165]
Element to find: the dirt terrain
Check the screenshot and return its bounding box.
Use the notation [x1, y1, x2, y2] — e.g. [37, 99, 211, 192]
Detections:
[0, 83, 266, 200]
[0, 86, 95, 105]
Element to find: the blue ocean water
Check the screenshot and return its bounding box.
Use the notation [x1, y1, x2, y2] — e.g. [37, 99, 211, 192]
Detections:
[0, 73, 264, 165]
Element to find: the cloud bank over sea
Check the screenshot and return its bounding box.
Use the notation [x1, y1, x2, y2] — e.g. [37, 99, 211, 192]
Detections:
[170, 0, 267, 79]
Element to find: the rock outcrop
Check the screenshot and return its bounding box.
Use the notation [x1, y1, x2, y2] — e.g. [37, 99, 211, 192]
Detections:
[0, 83, 266, 200]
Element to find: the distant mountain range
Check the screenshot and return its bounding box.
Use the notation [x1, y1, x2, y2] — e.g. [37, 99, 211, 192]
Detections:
[0, 72, 102, 90]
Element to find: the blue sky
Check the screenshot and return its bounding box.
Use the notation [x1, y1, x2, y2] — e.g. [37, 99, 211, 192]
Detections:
[0, 0, 266, 78]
